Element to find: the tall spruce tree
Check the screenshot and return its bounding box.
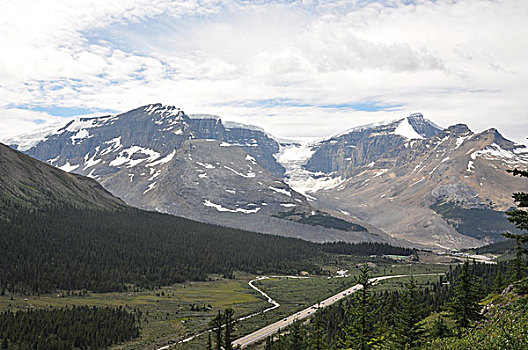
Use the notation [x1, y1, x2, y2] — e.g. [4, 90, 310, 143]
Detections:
[339, 263, 378, 350]
[207, 333, 213, 350]
[265, 336, 273, 350]
[288, 320, 307, 350]
[210, 311, 223, 350]
[448, 260, 482, 332]
[503, 169, 528, 282]
[224, 308, 236, 350]
[391, 275, 424, 349]
[310, 315, 326, 350]
[429, 315, 450, 339]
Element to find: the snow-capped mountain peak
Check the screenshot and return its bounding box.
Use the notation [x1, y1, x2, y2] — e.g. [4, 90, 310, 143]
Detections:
[394, 116, 425, 139]
[404, 113, 442, 138]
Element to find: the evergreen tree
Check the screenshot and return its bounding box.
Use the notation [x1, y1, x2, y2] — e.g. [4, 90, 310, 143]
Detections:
[265, 336, 273, 350]
[492, 270, 505, 292]
[224, 308, 236, 350]
[429, 315, 450, 339]
[207, 333, 212, 350]
[391, 275, 424, 349]
[503, 169, 528, 281]
[310, 316, 326, 350]
[287, 320, 306, 350]
[339, 263, 378, 350]
[448, 260, 482, 332]
[209, 311, 223, 350]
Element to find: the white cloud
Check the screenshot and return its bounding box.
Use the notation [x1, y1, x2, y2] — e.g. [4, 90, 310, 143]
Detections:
[1, 0, 527, 144]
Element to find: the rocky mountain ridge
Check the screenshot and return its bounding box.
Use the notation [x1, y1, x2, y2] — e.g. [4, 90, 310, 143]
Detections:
[5, 104, 386, 245]
[5, 106, 528, 249]
[279, 115, 528, 248]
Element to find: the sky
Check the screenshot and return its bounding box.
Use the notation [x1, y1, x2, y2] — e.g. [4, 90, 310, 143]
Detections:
[1, 0, 527, 143]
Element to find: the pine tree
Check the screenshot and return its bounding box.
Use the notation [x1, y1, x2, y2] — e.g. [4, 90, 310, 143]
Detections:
[265, 336, 273, 350]
[503, 169, 528, 281]
[339, 263, 378, 350]
[310, 316, 326, 350]
[207, 333, 212, 350]
[391, 275, 424, 349]
[492, 270, 505, 292]
[429, 314, 449, 338]
[448, 260, 482, 332]
[209, 311, 223, 350]
[288, 320, 306, 350]
[224, 308, 236, 350]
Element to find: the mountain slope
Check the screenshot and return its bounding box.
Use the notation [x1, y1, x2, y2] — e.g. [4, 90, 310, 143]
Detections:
[7, 104, 386, 244]
[0, 142, 124, 214]
[10, 106, 526, 249]
[280, 116, 528, 249]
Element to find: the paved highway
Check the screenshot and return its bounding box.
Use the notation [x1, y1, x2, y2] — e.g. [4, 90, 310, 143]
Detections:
[156, 273, 442, 349]
[232, 273, 442, 348]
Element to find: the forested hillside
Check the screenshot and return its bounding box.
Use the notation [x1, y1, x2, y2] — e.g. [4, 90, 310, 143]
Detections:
[0, 306, 139, 349]
[0, 143, 124, 217]
[0, 206, 323, 293]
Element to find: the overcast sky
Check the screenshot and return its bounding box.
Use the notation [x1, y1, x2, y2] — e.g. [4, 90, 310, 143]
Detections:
[1, 0, 527, 143]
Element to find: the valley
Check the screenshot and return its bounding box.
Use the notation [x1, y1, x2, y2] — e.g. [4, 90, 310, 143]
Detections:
[0, 258, 452, 350]
[2, 2, 527, 349]
[1, 112, 526, 349]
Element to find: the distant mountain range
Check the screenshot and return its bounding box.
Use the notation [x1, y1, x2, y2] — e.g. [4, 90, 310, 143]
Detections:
[6, 104, 528, 249]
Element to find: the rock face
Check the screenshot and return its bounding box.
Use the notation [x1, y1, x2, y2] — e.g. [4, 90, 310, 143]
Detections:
[9, 104, 385, 244]
[280, 115, 528, 249]
[305, 113, 442, 175]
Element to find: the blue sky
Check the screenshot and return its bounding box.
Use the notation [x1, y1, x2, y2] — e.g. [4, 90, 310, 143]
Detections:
[0, 0, 527, 142]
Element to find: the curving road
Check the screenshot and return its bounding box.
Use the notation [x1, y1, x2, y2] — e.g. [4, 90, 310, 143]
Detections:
[232, 273, 443, 348]
[156, 275, 307, 350]
[157, 273, 442, 349]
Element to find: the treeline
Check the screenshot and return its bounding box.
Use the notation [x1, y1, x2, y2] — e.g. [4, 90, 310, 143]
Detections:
[0, 306, 139, 349]
[320, 242, 414, 256]
[0, 206, 321, 293]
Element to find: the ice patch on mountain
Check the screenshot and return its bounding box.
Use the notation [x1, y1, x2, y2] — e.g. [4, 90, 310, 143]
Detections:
[280, 203, 296, 208]
[246, 154, 257, 165]
[224, 165, 256, 178]
[203, 200, 261, 214]
[197, 161, 216, 169]
[143, 181, 157, 194]
[275, 142, 345, 196]
[109, 146, 161, 168]
[70, 129, 92, 145]
[2, 124, 61, 151]
[471, 143, 528, 164]
[269, 186, 292, 197]
[59, 162, 79, 172]
[148, 150, 176, 167]
[394, 118, 424, 139]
